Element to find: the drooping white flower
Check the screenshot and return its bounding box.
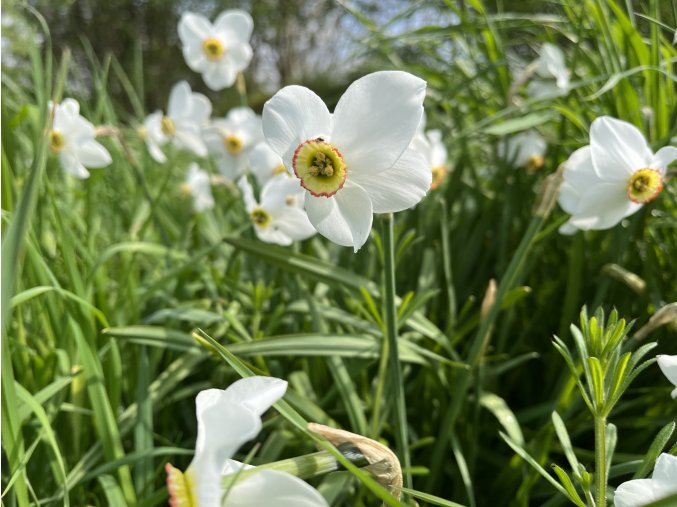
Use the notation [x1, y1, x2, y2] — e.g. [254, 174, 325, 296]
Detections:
[165, 376, 328, 507]
[411, 129, 448, 189]
[48, 99, 112, 178]
[249, 141, 290, 187]
[262, 71, 431, 251]
[182, 163, 214, 213]
[238, 175, 316, 246]
[613, 453, 677, 507]
[144, 81, 211, 161]
[527, 43, 570, 99]
[558, 116, 677, 234]
[657, 355, 677, 399]
[203, 107, 262, 180]
[178, 10, 253, 91]
[498, 130, 547, 172]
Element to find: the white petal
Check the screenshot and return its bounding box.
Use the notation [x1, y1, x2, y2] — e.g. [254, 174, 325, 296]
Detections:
[221, 376, 288, 416]
[178, 12, 213, 44]
[566, 181, 639, 231]
[261, 174, 304, 211]
[60, 98, 80, 116]
[256, 226, 294, 246]
[76, 141, 112, 168]
[58, 151, 90, 179]
[351, 146, 430, 213]
[558, 146, 595, 214]
[590, 116, 653, 181]
[147, 140, 167, 163]
[167, 81, 192, 119]
[182, 41, 208, 72]
[173, 128, 208, 157]
[652, 453, 677, 489]
[305, 182, 373, 251]
[657, 356, 677, 398]
[215, 153, 246, 180]
[614, 479, 659, 507]
[214, 10, 253, 41]
[224, 470, 328, 507]
[558, 220, 579, 235]
[650, 146, 677, 174]
[203, 61, 237, 91]
[187, 92, 212, 125]
[331, 71, 426, 176]
[428, 129, 448, 167]
[238, 176, 258, 213]
[227, 43, 253, 72]
[262, 85, 331, 169]
[249, 142, 284, 186]
[273, 207, 317, 241]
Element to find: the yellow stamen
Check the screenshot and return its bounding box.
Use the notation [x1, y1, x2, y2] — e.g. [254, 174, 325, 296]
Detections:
[202, 37, 225, 61]
[161, 116, 176, 136]
[431, 165, 448, 190]
[292, 139, 347, 197]
[137, 126, 148, 141]
[165, 463, 196, 507]
[224, 135, 243, 155]
[626, 168, 663, 204]
[49, 130, 66, 153]
[285, 195, 296, 206]
[272, 164, 289, 176]
[525, 154, 545, 173]
[180, 183, 192, 196]
[251, 207, 271, 228]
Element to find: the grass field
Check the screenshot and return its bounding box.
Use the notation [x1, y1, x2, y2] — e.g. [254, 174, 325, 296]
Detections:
[2, 1, 677, 506]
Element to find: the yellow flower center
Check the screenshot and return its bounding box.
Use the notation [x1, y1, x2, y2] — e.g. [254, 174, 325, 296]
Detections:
[431, 165, 448, 190]
[251, 207, 271, 228]
[626, 168, 663, 204]
[161, 116, 176, 136]
[202, 37, 225, 61]
[285, 195, 296, 206]
[165, 463, 196, 507]
[180, 183, 192, 196]
[272, 164, 289, 176]
[49, 130, 66, 153]
[137, 126, 148, 141]
[224, 135, 244, 155]
[525, 154, 545, 173]
[293, 139, 347, 197]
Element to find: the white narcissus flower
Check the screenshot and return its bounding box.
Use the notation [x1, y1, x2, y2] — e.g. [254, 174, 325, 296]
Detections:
[411, 129, 448, 189]
[558, 116, 677, 234]
[165, 376, 328, 507]
[182, 163, 214, 213]
[238, 175, 316, 246]
[262, 71, 431, 251]
[48, 99, 112, 178]
[613, 453, 677, 507]
[204, 107, 262, 180]
[144, 81, 211, 161]
[657, 355, 677, 399]
[178, 10, 253, 91]
[527, 43, 570, 99]
[249, 141, 290, 187]
[498, 130, 547, 172]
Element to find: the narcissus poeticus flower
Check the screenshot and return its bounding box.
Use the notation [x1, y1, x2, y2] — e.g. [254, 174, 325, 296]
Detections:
[262, 71, 431, 251]
[657, 355, 677, 399]
[558, 116, 676, 234]
[412, 129, 449, 189]
[165, 376, 327, 507]
[498, 130, 547, 172]
[182, 163, 214, 213]
[204, 107, 262, 180]
[238, 175, 316, 246]
[48, 99, 111, 178]
[178, 10, 253, 91]
[614, 453, 677, 507]
[143, 81, 211, 162]
[527, 43, 570, 99]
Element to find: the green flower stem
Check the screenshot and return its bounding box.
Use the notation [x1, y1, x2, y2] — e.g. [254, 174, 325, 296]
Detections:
[595, 415, 607, 507]
[382, 213, 412, 489]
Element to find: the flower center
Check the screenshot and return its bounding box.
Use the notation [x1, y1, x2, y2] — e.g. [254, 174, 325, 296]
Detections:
[272, 164, 288, 176]
[165, 463, 196, 507]
[292, 139, 347, 197]
[161, 116, 176, 136]
[626, 168, 663, 204]
[202, 37, 225, 61]
[224, 134, 243, 155]
[525, 154, 545, 173]
[251, 207, 271, 228]
[49, 130, 66, 153]
[431, 165, 448, 190]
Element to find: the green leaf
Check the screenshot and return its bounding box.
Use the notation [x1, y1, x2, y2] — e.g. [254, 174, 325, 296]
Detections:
[551, 412, 580, 474]
[632, 422, 676, 479]
[480, 392, 524, 446]
[551, 465, 586, 507]
[484, 111, 556, 135]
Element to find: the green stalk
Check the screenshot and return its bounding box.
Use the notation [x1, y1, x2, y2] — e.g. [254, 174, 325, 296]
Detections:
[595, 415, 607, 507]
[381, 213, 412, 489]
